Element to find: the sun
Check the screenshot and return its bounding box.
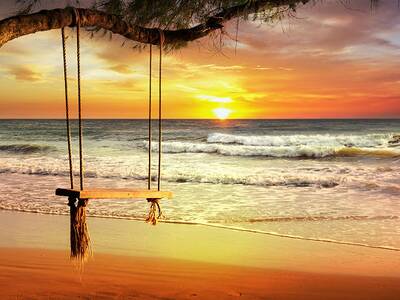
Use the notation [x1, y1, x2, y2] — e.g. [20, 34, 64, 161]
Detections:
[213, 108, 232, 120]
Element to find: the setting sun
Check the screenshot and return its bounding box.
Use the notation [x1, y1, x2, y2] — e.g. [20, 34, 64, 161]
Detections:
[213, 108, 232, 120]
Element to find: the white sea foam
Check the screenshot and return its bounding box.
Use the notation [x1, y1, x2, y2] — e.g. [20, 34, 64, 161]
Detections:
[0, 161, 341, 188]
[207, 132, 398, 147]
[147, 141, 400, 158]
[2, 158, 399, 194]
[247, 215, 400, 223]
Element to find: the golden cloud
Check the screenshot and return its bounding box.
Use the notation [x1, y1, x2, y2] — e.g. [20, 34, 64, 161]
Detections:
[6, 65, 42, 82]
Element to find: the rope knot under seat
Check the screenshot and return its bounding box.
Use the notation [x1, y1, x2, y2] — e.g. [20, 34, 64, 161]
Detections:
[78, 198, 89, 207]
[67, 197, 76, 207]
[146, 198, 163, 225]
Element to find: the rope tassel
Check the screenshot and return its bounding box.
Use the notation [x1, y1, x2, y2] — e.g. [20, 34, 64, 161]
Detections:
[146, 198, 163, 225]
[68, 197, 91, 262]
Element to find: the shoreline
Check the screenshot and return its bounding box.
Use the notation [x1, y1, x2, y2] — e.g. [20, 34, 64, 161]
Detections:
[3, 207, 400, 252]
[1, 210, 399, 274]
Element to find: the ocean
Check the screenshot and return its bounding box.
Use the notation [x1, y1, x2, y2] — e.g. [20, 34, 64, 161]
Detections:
[0, 119, 399, 251]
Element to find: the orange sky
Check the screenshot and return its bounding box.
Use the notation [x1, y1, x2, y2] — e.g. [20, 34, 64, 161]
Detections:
[0, 0, 399, 119]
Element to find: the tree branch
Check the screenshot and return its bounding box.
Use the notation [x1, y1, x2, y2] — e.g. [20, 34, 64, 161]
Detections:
[0, 1, 309, 48]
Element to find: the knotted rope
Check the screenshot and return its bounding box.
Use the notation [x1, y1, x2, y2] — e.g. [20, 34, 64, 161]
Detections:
[146, 198, 163, 225]
[75, 8, 84, 190]
[61, 9, 90, 262]
[68, 197, 91, 261]
[61, 27, 74, 189]
[157, 29, 164, 192]
[147, 44, 152, 190]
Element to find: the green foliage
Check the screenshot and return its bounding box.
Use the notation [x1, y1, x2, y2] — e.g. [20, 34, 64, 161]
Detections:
[16, 0, 308, 28]
[16, 0, 42, 14]
[14, 0, 384, 49]
[121, 0, 247, 29]
[16, 1, 383, 29]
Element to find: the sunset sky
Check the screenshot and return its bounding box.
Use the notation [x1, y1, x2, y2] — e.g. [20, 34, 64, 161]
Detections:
[0, 0, 399, 119]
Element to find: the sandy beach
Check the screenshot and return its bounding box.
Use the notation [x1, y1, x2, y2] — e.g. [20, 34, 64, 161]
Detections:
[1, 210, 399, 299]
[2, 247, 400, 300]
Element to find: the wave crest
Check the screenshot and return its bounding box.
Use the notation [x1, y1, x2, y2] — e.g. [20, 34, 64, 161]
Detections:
[207, 132, 398, 147]
[0, 144, 55, 154]
[0, 163, 340, 188]
[149, 141, 400, 158]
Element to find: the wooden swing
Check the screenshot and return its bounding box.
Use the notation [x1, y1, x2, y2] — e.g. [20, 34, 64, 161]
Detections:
[56, 13, 172, 219]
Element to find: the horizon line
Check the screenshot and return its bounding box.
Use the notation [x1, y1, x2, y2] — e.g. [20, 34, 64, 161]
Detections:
[0, 117, 399, 121]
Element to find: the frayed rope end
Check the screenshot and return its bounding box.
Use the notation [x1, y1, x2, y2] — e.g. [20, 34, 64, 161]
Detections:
[146, 198, 163, 225]
[68, 197, 92, 264]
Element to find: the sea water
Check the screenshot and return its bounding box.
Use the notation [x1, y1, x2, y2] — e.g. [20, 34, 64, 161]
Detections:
[0, 119, 399, 250]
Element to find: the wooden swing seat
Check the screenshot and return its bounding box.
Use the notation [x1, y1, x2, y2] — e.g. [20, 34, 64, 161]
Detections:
[56, 188, 172, 200]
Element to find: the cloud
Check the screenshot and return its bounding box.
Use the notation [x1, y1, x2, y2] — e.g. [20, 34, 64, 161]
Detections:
[109, 64, 133, 74]
[0, 44, 31, 56]
[233, 0, 400, 59]
[254, 66, 272, 70]
[101, 79, 144, 91]
[208, 65, 244, 71]
[197, 95, 233, 103]
[6, 65, 42, 81]
[95, 46, 145, 74]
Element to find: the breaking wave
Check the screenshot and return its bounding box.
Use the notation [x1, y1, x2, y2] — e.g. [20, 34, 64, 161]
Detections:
[0, 144, 55, 154]
[207, 132, 400, 147]
[2, 159, 398, 192]
[334, 147, 400, 158]
[147, 141, 400, 158]
[0, 163, 340, 188]
[136, 132, 400, 158]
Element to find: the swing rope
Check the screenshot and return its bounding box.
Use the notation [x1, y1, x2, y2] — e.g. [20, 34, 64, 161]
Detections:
[146, 31, 164, 225]
[61, 27, 74, 190]
[157, 30, 164, 192]
[76, 10, 84, 190]
[147, 31, 164, 189]
[60, 9, 84, 191]
[147, 44, 152, 190]
[61, 12, 90, 261]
